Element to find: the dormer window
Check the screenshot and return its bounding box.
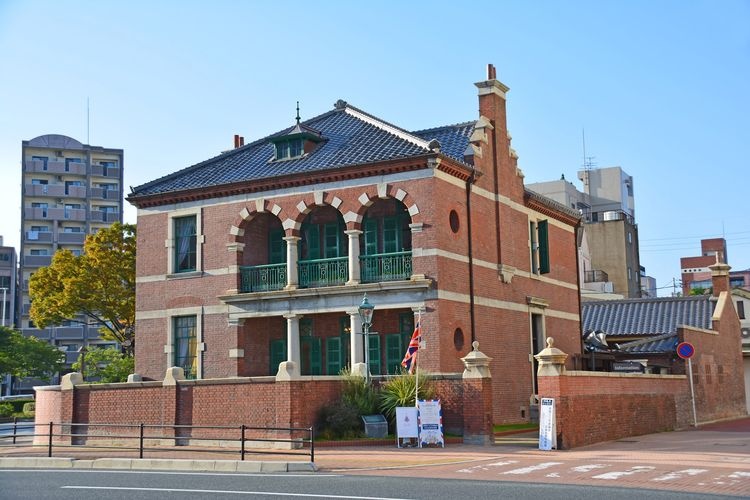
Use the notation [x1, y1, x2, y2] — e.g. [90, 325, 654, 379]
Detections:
[275, 138, 304, 160]
[269, 102, 325, 162]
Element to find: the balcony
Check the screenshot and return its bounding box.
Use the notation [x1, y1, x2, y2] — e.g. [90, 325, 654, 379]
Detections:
[23, 255, 52, 267]
[25, 230, 53, 243]
[55, 326, 84, 340]
[22, 328, 51, 340]
[584, 269, 609, 283]
[24, 207, 86, 221]
[360, 251, 412, 283]
[25, 184, 65, 197]
[90, 187, 121, 200]
[299, 257, 348, 288]
[58, 232, 86, 245]
[90, 210, 120, 223]
[65, 352, 81, 365]
[240, 263, 287, 293]
[90, 165, 121, 179]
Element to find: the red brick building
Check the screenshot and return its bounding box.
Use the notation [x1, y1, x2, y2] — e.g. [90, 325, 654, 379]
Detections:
[127, 65, 582, 423]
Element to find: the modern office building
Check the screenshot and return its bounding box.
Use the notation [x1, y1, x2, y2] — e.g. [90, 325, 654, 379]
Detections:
[528, 166, 642, 299]
[17, 134, 123, 389]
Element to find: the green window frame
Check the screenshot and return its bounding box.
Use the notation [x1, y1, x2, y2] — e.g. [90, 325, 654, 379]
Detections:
[326, 337, 342, 375]
[382, 216, 401, 253]
[385, 334, 404, 375]
[303, 223, 320, 260]
[537, 220, 550, 274]
[173, 316, 197, 379]
[270, 338, 286, 375]
[269, 228, 286, 264]
[324, 223, 341, 258]
[301, 336, 322, 375]
[174, 215, 197, 273]
[368, 334, 381, 376]
[363, 218, 378, 255]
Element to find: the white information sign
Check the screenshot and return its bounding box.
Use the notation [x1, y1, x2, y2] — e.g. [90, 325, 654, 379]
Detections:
[418, 399, 445, 448]
[538, 397, 557, 451]
[396, 407, 419, 447]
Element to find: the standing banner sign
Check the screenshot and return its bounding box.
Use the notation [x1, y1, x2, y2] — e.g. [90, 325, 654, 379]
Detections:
[395, 406, 419, 447]
[417, 399, 444, 447]
[538, 398, 557, 450]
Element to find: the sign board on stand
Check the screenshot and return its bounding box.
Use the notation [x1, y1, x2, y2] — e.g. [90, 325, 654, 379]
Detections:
[538, 397, 557, 451]
[417, 399, 444, 447]
[395, 407, 419, 448]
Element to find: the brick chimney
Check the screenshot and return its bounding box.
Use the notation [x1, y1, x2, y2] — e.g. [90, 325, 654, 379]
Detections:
[709, 257, 731, 297]
[473, 64, 523, 200]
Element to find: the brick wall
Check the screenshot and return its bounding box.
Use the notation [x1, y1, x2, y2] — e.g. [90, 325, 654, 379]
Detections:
[539, 372, 690, 449]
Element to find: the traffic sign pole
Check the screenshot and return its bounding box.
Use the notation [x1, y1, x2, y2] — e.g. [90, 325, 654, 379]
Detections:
[676, 342, 698, 427]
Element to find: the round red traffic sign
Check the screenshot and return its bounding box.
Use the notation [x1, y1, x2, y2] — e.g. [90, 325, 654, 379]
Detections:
[676, 342, 695, 359]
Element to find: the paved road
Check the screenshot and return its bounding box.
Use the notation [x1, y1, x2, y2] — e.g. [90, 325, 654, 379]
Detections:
[0, 469, 737, 500]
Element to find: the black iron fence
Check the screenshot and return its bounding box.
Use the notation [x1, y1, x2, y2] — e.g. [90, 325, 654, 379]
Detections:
[0, 419, 315, 463]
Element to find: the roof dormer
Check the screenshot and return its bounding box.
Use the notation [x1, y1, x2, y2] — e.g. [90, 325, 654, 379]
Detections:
[269, 102, 325, 161]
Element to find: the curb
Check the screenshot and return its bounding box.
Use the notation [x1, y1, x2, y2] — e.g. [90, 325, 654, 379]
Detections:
[0, 457, 317, 473]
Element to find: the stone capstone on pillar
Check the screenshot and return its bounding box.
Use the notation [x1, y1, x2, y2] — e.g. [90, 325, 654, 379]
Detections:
[534, 337, 568, 376]
[461, 341, 493, 379]
[276, 361, 300, 381]
[127, 373, 143, 383]
[163, 366, 185, 386]
[60, 372, 83, 390]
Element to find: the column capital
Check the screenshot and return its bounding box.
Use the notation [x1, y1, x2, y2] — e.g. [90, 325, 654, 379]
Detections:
[344, 229, 363, 236]
[282, 235, 301, 242]
[283, 313, 301, 320]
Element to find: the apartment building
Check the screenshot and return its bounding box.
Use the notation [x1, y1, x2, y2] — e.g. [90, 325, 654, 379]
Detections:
[18, 134, 123, 388]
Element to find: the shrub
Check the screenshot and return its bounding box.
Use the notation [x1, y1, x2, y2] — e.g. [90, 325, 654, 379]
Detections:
[378, 370, 436, 424]
[340, 369, 378, 415]
[0, 403, 13, 418]
[316, 401, 362, 440]
[22, 402, 35, 417]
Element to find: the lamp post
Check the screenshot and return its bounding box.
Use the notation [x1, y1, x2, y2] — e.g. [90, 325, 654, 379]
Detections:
[358, 294, 375, 385]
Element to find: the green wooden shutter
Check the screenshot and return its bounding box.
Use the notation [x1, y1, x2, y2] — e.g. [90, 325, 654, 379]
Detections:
[368, 334, 381, 375]
[269, 229, 285, 264]
[270, 339, 286, 375]
[308, 337, 322, 375]
[324, 223, 340, 258]
[305, 224, 320, 260]
[383, 216, 400, 253]
[385, 333, 404, 374]
[363, 218, 378, 255]
[538, 220, 550, 274]
[326, 337, 342, 375]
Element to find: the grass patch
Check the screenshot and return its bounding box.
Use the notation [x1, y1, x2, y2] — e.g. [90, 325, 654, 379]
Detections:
[493, 423, 538, 433]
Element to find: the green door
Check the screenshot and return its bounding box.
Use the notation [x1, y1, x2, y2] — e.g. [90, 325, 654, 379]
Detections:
[368, 334, 381, 375]
[385, 333, 404, 374]
[301, 336, 322, 375]
[270, 338, 287, 375]
[268, 228, 286, 264]
[326, 336, 342, 375]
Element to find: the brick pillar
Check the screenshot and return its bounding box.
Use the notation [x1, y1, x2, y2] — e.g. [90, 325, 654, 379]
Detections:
[461, 341, 493, 445]
[162, 367, 184, 442]
[534, 337, 568, 448]
[58, 372, 82, 445]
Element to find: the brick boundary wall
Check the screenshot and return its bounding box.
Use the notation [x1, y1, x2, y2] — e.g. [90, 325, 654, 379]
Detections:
[539, 371, 690, 449]
[34, 373, 492, 446]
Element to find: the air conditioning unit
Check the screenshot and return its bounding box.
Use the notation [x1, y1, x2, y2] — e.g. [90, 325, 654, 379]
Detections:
[741, 328, 750, 340]
[55, 150, 63, 157]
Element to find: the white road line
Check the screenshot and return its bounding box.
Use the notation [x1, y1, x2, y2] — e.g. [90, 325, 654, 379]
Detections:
[457, 460, 517, 473]
[571, 464, 608, 473]
[592, 466, 655, 480]
[728, 471, 750, 479]
[502, 462, 562, 475]
[62, 486, 413, 500]
[652, 469, 707, 482]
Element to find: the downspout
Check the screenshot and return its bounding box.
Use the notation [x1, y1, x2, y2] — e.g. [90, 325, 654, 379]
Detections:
[466, 168, 477, 343]
[490, 123, 503, 266]
[575, 221, 584, 370]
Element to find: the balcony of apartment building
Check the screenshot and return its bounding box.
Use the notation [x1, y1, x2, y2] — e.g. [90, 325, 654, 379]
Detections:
[583, 269, 614, 293]
[24, 158, 88, 176]
[25, 182, 86, 199]
[581, 209, 636, 225]
[89, 209, 120, 223]
[89, 186, 121, 201]
[23, 206, 87, 222]
[24, 229, 53, 244]
[22, 254, 52, 268]
[237, 201, 413, 294]
[90, 162, 121, 179]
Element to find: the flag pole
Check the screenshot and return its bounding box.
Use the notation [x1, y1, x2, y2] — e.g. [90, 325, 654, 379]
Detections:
[414, 310, 421, 408]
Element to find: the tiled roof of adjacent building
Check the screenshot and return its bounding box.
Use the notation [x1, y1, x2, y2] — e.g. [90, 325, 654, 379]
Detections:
[130, 102, 476, 198]
[581, 295, 715, 337]
[615, 333, 679, 354]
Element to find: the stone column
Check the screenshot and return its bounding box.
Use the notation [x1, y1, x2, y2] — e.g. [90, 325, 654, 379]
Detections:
[283, 236, 300, 290]
[348, 310, 366, 378]
[277, 314, 301, 380]
[345, 229, 362, 285]
[461, 341, 494, 445]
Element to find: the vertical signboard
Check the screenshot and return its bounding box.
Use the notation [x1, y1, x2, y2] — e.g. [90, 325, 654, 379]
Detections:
[417, 399, 444, 447]
[538, 397, 557, 451]
[396, 406, 419, 447]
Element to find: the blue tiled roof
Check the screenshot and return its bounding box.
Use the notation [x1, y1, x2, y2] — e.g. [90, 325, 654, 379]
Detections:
[581, 296, 714, 337]
[130, 103, 475, 198]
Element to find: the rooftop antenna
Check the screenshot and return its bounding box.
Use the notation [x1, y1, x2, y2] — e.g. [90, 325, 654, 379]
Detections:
[581, 128, 596, 192]
[295, 101, 300, 124]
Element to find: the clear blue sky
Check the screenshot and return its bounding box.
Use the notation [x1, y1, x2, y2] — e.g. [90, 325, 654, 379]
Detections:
[1, 0, 748, 296]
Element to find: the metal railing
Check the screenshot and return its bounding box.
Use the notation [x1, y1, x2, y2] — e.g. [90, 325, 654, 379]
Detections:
[298, 257, 348, 288]
[584, 269, 609, 283]
[0, 420, 315, 463]
[360, 251, 412, 283]
[240, 263, 287, 292]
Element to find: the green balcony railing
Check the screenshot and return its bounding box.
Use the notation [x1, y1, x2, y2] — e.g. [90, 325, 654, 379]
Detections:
[240, 263, 287, 292]
[299, 257, 348, 288]
[360, 251, 412, 283]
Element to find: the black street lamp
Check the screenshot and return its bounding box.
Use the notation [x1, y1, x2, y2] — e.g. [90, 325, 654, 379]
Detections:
[358, 294, 375, 384]
[78, 345, 88, 379]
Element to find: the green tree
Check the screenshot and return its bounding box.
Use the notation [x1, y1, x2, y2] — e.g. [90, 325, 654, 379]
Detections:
[0, 326, 64, 381]
[71, 347, 134, 383]
[29, 223, 136, 353]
